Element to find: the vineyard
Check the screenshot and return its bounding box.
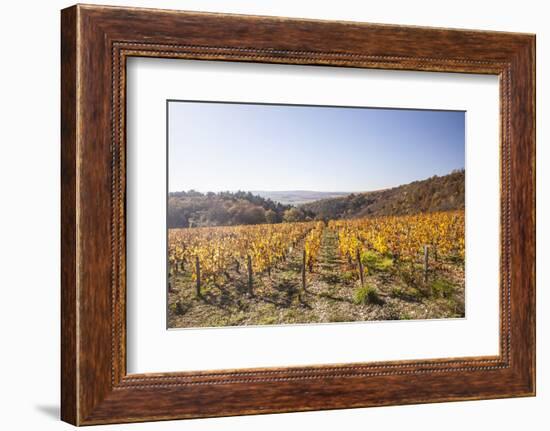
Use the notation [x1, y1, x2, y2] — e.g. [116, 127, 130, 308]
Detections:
[168, 210, 465, 328]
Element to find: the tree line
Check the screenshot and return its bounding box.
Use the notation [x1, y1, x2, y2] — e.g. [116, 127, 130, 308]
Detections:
[168, 190, 315, 228]
[168, 170, 464, 229]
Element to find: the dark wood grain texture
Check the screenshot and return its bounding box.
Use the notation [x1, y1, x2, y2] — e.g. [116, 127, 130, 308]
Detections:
[60, 5, 78, 425]
[60, 4, 535, 425]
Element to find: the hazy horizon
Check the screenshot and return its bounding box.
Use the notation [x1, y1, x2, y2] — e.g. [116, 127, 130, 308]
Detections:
[168, 101, 465, 193]
[168, 169, 464, 195]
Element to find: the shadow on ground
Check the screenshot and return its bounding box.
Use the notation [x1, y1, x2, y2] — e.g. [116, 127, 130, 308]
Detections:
[35, 404, 59, 420]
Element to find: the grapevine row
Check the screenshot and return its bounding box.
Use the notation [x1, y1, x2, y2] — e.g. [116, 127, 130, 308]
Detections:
[330, 210, 465, 266]
[304, 221, 324, 272]
[169, 210, 464, 296]
[168, 221, 318, 294]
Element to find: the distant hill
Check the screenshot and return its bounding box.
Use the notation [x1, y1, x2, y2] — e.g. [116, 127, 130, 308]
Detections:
[251, 190, 350, 205]
[300, 170, 465, 220]
[168, 170, 464, 228]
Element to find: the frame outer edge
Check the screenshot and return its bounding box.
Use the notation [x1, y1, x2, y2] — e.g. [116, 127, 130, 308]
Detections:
[61, 4, 536, 424]
[522, 34, 536, 395]
[531, 34, 536, 396]
[527, 35, 536, 396]
[61, 5, 79, 426]
[505, 35, 536, 396]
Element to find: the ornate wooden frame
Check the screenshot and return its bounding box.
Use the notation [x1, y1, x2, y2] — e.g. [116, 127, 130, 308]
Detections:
[61, 4, 535, 425]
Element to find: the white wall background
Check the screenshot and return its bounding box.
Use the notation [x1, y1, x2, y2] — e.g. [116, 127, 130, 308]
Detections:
[0, 1, 546, 429]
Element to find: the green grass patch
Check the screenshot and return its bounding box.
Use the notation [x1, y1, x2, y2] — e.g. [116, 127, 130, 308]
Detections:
[391, 285, 424, 301]
[353, 284, 382, 305]
[430, 278, 455, 298]
[360, 250, 393, 273]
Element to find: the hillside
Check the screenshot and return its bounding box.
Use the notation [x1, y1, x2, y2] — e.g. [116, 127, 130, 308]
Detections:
[300, 170, 464, 220]
[168, 170, 464, 228]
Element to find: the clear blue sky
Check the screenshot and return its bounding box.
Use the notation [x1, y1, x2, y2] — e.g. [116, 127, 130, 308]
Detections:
[168, 101, 464, 193]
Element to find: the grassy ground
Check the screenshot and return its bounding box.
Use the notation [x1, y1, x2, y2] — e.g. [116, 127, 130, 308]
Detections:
[168, 228, 465, 328]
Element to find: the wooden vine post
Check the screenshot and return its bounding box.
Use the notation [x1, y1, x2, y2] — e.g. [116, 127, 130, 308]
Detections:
[356, 248, 364, 287]
[423, 245, 429, 283]
[302, 249, 307, 292]
[247, 255, 253, 296]
[168, 262, 175, 293]
[195, 256, 201, 297]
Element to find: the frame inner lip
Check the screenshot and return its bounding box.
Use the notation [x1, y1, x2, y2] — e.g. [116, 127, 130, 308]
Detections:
[116, 45, 511, 383]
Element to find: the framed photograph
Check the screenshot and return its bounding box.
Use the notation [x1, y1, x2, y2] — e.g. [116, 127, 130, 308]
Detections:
[61, 4, 535, 425]
[165, 101, 466, 330]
